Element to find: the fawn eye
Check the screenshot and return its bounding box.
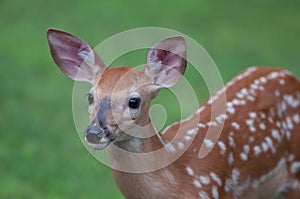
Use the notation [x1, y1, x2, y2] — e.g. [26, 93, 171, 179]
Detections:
[88, 93, 94, 104]
[128, 97, 141, 109]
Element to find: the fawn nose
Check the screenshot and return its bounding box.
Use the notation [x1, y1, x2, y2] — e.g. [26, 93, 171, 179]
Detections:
[86, 125, 105, 144]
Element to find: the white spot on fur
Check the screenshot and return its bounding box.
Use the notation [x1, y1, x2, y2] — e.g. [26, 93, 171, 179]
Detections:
[186, 166, 194, 176]
[268, 116, 274, 124]
[199, 175, 211, 185]
[285, 94, 300, 108]
[227, 102, 233, 108]
[247, 95, 255, 101]
[232, 99, 241, 106]
[248, 89, 256, 96]
[249, 126, 256, 133]
[259, 122, 266, 130]
[228, 152, 234, 165]
[212, 185, 219, 199]
[225, 169, 241, 193]
[249, 112, 257, 118]
[286, 130, 291, 141]
[286, 117, 294, 130]
[265, 137, 276, 153]
[288, 154, 295, 162]
[204, 139, 214, 149]
[280, 101, 287, 112]
[240, 153, 248, 161]
[207, 121, 218, 127]
[184, 135, 192, 142]
[187, 128, 198, 135]
[290, 162, 300, 174]
[254, 79, 260, 85]
[198, 191, 210, 199]
[193, 179, 202, 188]
[232, 168, 240, 184]
[236, 92, 244, 99]
[250, 84, 259, 90]
[227, 106, 235, 114]
[216, 114, 228, 124]
[276, 121, 282, 128]
[225, 178, 232, 192]
[198, 123, 206, 128]
[248, 136, 255, 143]
[253, 145, 261, 156]
[210, 172, 222, 186]
[260, 77, 267, 83]
[293, 114, 300, 124]
[241, 88, 248, 95]
[217, 141, 226, 155]
[246, 119, 254, 126]
[268, 72, 280, 79]
[231, 122, 240, 130]
[228, 135, 236, 148]
[243, 145, 250, 154]
[261, 142, 268, 152]
[259, 112, 266, 119]
[177, 142, 184, 149]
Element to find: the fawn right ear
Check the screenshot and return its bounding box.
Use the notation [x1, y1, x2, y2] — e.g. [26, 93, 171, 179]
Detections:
[47, 28, 107, 84]
[145, 36, 187, 88]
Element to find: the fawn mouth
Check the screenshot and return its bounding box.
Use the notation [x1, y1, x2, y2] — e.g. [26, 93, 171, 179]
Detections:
[84, 125, 114, 150]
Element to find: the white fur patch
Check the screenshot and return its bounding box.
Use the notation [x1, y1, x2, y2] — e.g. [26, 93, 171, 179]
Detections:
[198, 191, 210, 199]
[291, 162, 300, 174]
[217, 141, 226, 155]
[186, 166, 194, 176]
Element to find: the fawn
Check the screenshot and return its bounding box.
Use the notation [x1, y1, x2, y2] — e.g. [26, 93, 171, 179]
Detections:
[47, 28, 300, 199]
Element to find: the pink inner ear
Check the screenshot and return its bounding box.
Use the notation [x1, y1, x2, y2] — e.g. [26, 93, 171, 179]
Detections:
[146, 36, 187, 88]
[152, 49, 185, 72]
[53, 39, 91, 78]
[47, 28, 107, 83]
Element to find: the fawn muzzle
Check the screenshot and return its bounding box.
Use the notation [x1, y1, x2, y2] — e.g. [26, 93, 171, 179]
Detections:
[86, 125, 105, 143]
[84, 97, 115, 150]
[85, 124, 111, 150]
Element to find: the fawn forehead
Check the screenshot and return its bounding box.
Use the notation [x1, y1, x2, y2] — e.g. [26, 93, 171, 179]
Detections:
[95, 67, 145, 95]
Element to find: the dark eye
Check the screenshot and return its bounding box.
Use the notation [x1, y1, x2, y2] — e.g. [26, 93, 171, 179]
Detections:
[128, 97, 140, 109]
[88, 93, 94, 104]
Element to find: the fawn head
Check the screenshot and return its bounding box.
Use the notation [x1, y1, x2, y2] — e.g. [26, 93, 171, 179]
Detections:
[47, 29, 187, 150]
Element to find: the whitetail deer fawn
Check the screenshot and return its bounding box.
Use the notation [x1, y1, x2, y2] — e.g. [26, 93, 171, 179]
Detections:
[47, 28, 300, 199]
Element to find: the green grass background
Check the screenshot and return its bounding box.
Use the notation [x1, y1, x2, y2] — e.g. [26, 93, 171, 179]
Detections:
[1, 0, 300, 198]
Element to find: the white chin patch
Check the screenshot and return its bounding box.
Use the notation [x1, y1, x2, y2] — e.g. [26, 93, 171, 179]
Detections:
[85, 136, 110, 150]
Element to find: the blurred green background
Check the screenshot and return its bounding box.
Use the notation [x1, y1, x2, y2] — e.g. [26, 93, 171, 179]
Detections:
[1, 0, 300, 198]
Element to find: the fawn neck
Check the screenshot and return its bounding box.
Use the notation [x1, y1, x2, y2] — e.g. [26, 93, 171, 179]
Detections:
[107, 119, 181, 199]
[112, 120, 165, 153]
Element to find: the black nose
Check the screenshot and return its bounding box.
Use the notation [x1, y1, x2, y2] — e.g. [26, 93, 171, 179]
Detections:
[86, 126, 104, 144]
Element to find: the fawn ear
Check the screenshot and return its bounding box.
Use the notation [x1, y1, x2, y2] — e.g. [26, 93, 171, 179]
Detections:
[47, 28, 107, 84]
[145, 36, 187, 88]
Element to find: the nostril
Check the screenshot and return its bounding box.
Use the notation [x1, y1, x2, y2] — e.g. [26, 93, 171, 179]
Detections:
[86, 126, 104, 144]
[88, 126, 102, 134]
[86, 133, 99, 144]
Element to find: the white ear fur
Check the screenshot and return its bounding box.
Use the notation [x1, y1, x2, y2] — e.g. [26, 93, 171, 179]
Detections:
[146, 36, 187, 88]
[47, 28, 107, 84]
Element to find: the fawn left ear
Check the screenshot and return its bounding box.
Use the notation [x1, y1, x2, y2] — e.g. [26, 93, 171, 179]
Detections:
[145, 36, 187, 88]
[47, 28, 107, 84]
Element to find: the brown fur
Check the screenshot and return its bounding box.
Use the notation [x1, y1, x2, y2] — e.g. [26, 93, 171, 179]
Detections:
[101, 67, 300, 199]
